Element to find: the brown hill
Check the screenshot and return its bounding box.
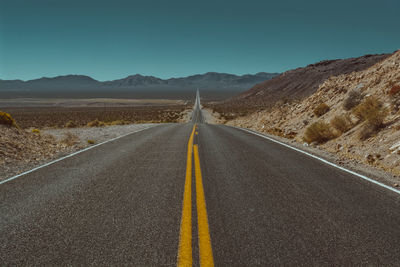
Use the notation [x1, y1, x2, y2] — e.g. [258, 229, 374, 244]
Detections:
[229, 53, 391, 108]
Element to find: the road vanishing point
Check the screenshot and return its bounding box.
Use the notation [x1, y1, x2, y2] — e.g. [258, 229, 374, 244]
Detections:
[1, 91, 400, 266]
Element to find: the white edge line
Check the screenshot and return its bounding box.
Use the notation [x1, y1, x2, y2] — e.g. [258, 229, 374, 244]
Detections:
[0, 125, 157, 185]
[234, 126, 400, 196]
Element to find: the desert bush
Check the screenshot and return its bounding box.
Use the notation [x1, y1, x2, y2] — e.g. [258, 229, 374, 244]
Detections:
[0, 110, 17, 126]
[61, 132, 79, 146]
[353, 96, 386, 124]
[359, 123, 377, 140]
[330, 114, 352, 134]
[353, 97, 388, 140]
[303, 121, 336, 144]
[87, 119, 105, 127]
[343, 89, 364, 111]
[31, 129, 40, 134]
[87, 139, 95, 144]
[313, 103, 330, 117]
[65, 121, 77, 128]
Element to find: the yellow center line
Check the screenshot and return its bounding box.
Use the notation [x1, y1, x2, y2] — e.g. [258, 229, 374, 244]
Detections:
[177, 124, 196, 267]
[194, 145, 214, 267]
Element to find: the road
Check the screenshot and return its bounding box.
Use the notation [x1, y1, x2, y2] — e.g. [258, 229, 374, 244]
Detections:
[1, 91, 400, 266]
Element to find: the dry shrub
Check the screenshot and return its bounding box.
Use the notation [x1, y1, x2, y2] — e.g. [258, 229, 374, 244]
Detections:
[313, 103, 330, 117]
[65, 121, 77, 128]
[61, 132, 79, 146]
[353, 97, 388, 140]
[343, 89, 364, 111]
[87, 119, 105, 127]
[0, 110, 17, 126]
[330, 114, 352, 134]
[353, 96, 386, 124]
[31, 129, 41, 134]
[304, 121, 336, 144]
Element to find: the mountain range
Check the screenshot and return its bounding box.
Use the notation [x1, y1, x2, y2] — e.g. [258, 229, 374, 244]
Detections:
[0, 72, 279, 99]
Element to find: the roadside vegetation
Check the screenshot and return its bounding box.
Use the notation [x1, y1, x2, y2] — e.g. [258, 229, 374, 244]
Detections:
[313, 103, 330, 117]
[343, 89, 364, 110]
[1, 105, 188, 129]
[0, 110, 17, 127]
[304, 121, 336, 144]
[353, 96, 388, 140]
[330, 114, 353, 135]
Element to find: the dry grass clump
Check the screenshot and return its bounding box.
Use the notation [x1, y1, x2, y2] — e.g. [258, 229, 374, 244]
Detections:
[353, 96, 388, 140]
[330, 114, 353, 134]
[31, 129, 41, 134]
[87, 119, 106, 127]
[343, 89, 364, 111]
[60, 132, 79, 146]
[65, 121, 77, 128]
[313, 103, 330, 117]
[304, 121, 336, 144]
[0, 110, 17, 127]
[353, 96, 387, 124]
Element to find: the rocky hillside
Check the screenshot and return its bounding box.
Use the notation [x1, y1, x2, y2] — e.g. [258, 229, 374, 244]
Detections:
[226, 53, 391, 108]
[228, 50, 400, 178]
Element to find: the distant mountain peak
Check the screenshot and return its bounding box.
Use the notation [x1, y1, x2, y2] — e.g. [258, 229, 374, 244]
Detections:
[0, 72, 280, 97]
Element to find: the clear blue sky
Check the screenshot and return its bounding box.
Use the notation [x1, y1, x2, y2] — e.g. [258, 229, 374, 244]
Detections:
[1, 0, 399, 81]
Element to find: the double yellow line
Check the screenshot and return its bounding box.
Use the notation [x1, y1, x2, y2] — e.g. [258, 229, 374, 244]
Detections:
[178, 124, 214, 267]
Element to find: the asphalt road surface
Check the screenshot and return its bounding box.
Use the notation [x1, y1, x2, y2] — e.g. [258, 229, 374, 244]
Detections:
[1, 92, 400, 266]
